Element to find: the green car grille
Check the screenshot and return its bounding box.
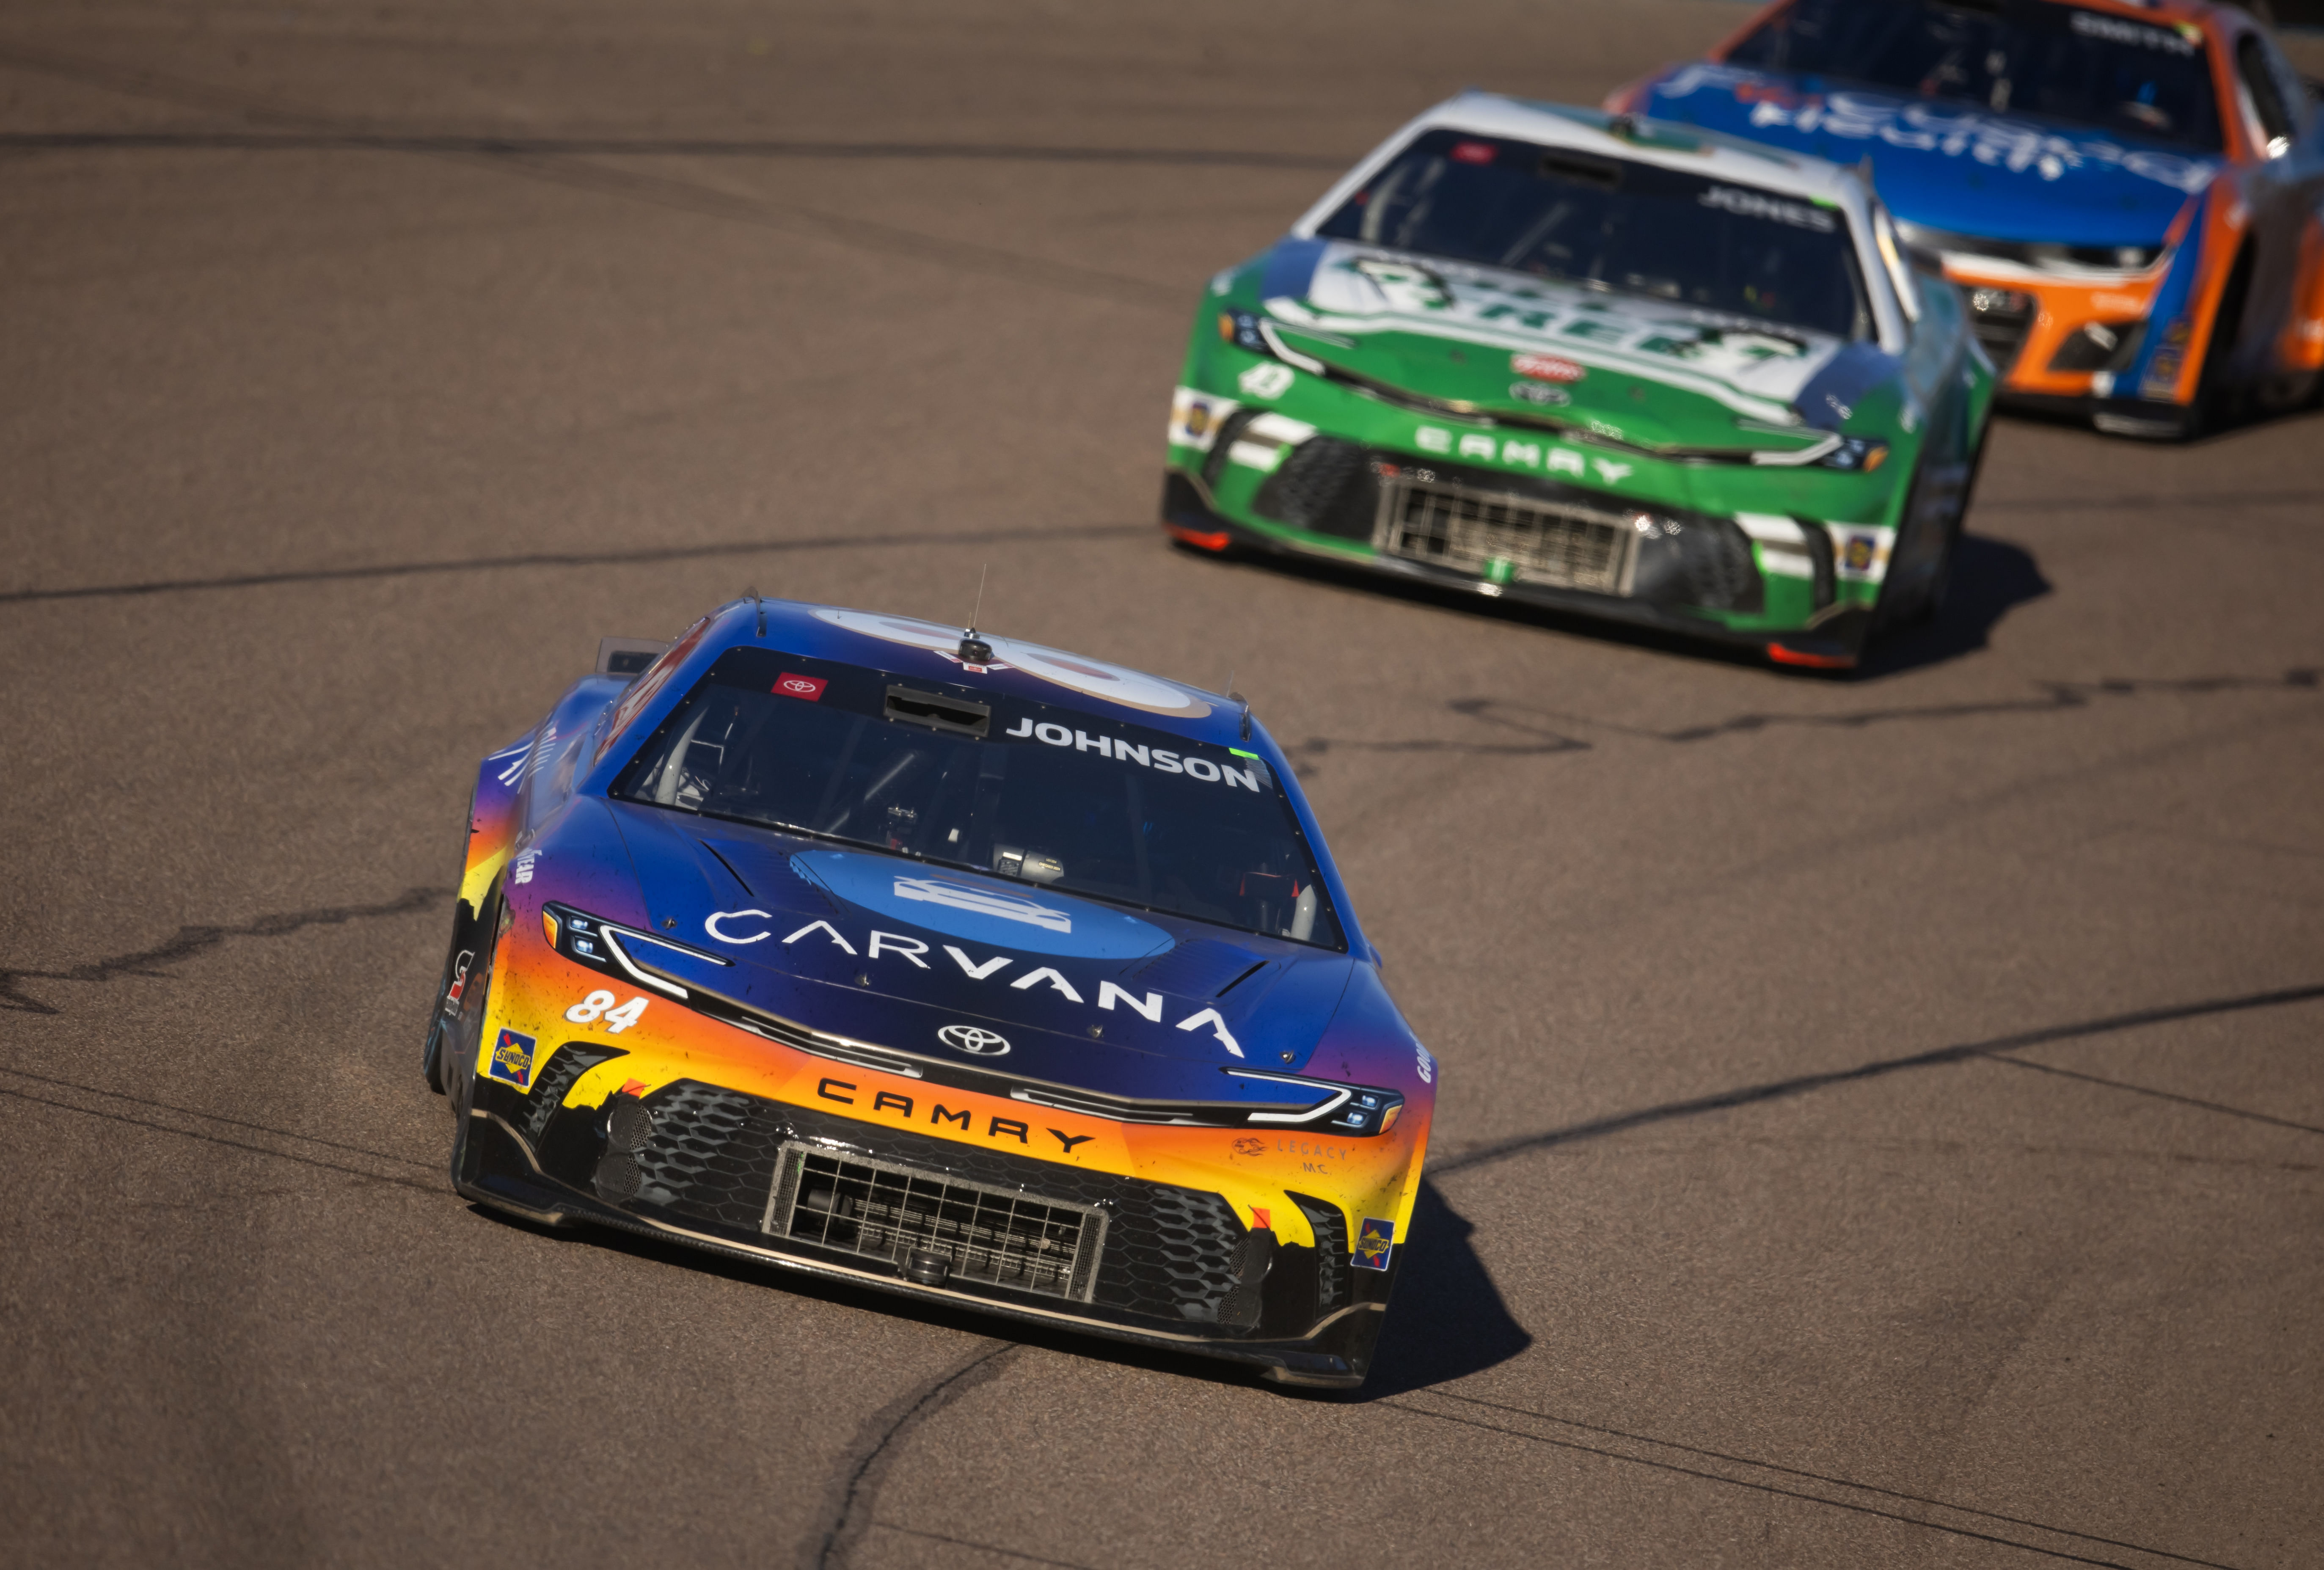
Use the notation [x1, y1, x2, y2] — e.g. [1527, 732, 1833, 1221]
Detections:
[1233, 435, 1768, 614]
[1380, 470, 1634, 594]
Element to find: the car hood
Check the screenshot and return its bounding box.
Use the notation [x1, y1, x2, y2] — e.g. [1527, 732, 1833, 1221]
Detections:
[1635, 62, 2213, 247]
[597, 800, 1357, 1098]
[1256, 236, 1890, 444]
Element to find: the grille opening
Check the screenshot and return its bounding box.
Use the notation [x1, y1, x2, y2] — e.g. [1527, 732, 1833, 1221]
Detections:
[1966, 287, 2035, 375]
[1200, 408, 1266, 491]
[884, 686, 990, 738]
[768, 1145, 1104, 1301]
[1252, 437, 1377, 540]
[1380, 474, 1633, 594]
[1289, 1192, 1352, 1314]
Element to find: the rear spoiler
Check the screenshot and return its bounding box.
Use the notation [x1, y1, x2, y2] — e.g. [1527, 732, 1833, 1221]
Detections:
[595, 636, 672, 679]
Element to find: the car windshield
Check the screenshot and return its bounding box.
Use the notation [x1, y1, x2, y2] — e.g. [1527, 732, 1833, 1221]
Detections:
[611, 647, 1345, 950]
[1316, 128, 1870, 339]
[1728, 0, 2222, 152]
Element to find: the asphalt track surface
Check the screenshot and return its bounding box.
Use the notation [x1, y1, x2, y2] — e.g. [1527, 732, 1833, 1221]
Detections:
[5, 4, 2323, 1566]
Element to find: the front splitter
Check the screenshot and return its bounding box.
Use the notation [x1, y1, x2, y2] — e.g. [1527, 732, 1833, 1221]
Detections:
[1162, 482, 1870, 669]
[456, 1107, 1383, 1389]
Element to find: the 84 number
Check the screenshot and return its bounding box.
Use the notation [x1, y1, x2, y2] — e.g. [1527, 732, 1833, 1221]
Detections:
[565, 990, 649, 1034]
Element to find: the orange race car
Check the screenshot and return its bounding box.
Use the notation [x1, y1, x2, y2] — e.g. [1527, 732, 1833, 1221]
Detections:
[1611, 0, 2324, 437]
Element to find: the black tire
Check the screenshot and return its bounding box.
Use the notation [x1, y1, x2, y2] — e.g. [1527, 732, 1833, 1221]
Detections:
[421, 899, 479, 1093]
[1872, 425, 1976, 636]
[1903, 511, 1959, 629]
[2181, 244, 2255, 441]
[1909, 420, 1989, 628]
[441, 885, 504, 1183]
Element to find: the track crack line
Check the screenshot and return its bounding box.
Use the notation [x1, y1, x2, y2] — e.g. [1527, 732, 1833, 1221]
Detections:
[803, 1340, 1022, 1569]
[1288, 670, 2321, 773]
[1415, 1391, 2245, 1568]
[1383, 1394, 2244, 1569]
[0, 885, 450, 1014]
[0, 42, 1182, 312]
[0, 523, 1143, 606]
[862, 1525, 1101, 1568]
[1432, 982, 2324, 1175]
[0, 1064, 438, 1170]
[0, 129, 1347, 167]
[0, 1085, 438, 1193]
[1978, 1051, 2324, 1136]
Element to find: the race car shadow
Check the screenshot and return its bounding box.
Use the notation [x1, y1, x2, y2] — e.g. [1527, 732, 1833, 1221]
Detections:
[1178, 532, 2048, 680]
[1349, 1179, 1533, 1399]
[1848, 532, 2052, 679]
[464, 1175, 1529, 1399]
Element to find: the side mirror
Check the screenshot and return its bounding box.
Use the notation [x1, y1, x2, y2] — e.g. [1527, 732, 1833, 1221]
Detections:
[595, 636, 672, 679]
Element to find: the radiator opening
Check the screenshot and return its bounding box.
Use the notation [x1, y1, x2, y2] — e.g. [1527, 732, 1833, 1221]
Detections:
[765, 1143, 1104, 1301]
[1377, 472, 1634, 593]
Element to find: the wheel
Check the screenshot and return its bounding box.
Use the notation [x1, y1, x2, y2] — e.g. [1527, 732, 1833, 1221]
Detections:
[1903, 511, 1958, 628]
[440, 886, 503, 1183]
[1908, 421, 1988, 628]
[421, 901, 479, 1093]
[2180, 244, 2255, 441]
[1872, 422, 1979, 635]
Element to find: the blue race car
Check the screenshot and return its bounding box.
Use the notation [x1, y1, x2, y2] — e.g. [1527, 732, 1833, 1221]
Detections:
[1612, 0, 2324, 437]
[423, 598, 1436, 1389]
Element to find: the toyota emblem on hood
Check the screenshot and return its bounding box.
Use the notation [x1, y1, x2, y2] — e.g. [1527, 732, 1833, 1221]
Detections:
[937, 1024, 1011, 1057]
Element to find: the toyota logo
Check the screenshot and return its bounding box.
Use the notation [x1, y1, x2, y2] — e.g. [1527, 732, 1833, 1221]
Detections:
[937, 1024, 1011, 1057]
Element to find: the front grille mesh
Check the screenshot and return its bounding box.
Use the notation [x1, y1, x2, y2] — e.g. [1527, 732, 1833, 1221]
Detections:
[1382, 474, 1631, 592]
[1967, 289, 2035, 375]
[1289, 1191, 1352, 1314]
[768, 1143, 1104, 1301]
[520, 1044, 622, 1141]
[591, 1089, 1245, 1325]
[1200, 408, 1265, 491]
[1132, 1183, 1243, 1322]
[1253, 437, 1378, 540]
[632, 1080, 779, 1227]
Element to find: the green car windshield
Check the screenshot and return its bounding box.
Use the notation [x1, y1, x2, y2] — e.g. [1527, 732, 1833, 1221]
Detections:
[1316, 128, 1870, 340]
[1728, 0, 2222, 153]
[610, 646, 1346, 950]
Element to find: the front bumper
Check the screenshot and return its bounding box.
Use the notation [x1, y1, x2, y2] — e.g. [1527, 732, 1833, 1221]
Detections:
[1943, 261, 2185, 416]
[1988, 390, 2195, 440]
[1162, 468, 1873, 671]
[460, 1055, 1397, 1388]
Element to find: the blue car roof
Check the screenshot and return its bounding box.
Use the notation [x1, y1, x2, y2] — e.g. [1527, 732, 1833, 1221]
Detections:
[1631, 62, 2215, 249]
[568, 597, 1381, 964]
[735, 597, 1250, 745]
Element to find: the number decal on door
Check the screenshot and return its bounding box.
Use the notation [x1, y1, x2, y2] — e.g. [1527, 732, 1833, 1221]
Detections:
[565, 990, 650, 1034]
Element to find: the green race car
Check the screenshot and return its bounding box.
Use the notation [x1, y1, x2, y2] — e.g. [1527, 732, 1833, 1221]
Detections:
[1162, 94, 1998, 669]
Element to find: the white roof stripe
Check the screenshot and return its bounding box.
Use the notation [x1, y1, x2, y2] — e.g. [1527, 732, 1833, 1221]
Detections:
[1287, 93, 1908, 353]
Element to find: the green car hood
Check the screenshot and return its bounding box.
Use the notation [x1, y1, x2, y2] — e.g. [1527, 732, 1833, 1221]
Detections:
[1254, 239, 1898, 454]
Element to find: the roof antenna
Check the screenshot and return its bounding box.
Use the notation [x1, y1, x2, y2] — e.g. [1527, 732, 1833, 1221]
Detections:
[1224, 668, 1252, 741]
[957, 564, 993, 666]
[745, 584, 765, 637]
